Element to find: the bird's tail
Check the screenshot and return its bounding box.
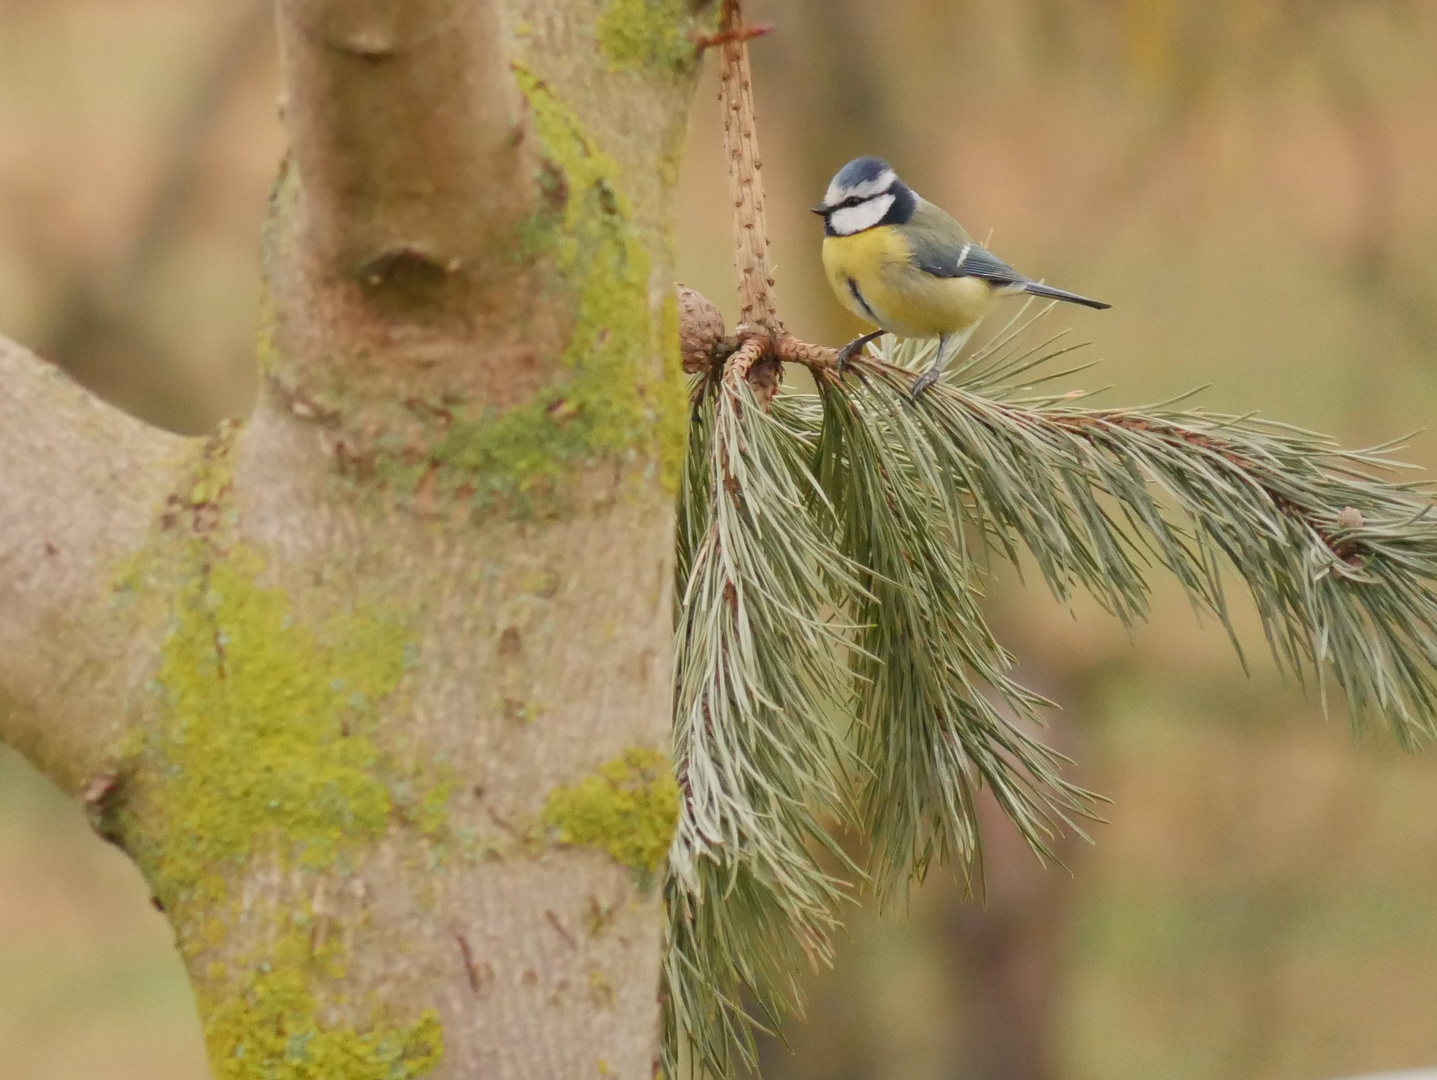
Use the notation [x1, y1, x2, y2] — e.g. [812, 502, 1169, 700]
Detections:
[1021, 281, 1111, 310]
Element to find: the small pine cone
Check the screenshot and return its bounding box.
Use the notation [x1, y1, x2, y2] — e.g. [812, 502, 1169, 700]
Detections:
[677, 284, 727, 373]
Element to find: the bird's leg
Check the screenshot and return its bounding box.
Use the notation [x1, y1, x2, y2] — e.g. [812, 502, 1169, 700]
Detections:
[911, 326, 979, 399]
[910, 333, 952, 398]
[835, 330, 886, 373]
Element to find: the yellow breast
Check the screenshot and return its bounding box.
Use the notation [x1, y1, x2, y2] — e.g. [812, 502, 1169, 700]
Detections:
[822, 228, 999, 339]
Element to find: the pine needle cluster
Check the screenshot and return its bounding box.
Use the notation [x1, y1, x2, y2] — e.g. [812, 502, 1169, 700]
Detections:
[664, 306, 1437, 1077]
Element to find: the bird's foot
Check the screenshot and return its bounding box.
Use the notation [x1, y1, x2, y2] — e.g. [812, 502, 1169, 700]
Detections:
[835, 331, 885, 373]
[910, 366, 942, 399]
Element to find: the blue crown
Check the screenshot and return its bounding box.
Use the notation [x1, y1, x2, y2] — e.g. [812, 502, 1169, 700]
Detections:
[834, 156, 893, 188]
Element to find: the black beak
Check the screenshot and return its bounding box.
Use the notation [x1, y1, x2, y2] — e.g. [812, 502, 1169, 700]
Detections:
[811, 203, 829, 216]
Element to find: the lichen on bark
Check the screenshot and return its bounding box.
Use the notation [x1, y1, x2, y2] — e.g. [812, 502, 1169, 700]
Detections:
[377, 67, 687, 516]
[204, 960, 444, 1080]
[596, 0, 717, 77]
[542, 747, 680, 874]
[112, 425, 453, 1080]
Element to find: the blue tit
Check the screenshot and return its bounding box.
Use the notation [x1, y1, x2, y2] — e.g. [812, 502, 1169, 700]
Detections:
[813, 156, 1110, 396]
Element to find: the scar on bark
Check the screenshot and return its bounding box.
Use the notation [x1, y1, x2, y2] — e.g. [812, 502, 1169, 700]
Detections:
[82, 767, 127, 851]
[455, 933, 477, 990]
[546, 909, 579, 950]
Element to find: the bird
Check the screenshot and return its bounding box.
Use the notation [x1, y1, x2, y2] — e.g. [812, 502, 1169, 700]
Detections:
[812, 156, 1110, 397]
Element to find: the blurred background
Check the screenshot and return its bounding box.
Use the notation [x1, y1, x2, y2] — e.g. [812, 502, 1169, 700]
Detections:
[3, 1, 1437, 1078]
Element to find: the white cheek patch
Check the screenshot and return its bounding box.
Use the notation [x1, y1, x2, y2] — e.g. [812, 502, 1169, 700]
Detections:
[829, 193, 895, 235]
[824, 169, 897, 207]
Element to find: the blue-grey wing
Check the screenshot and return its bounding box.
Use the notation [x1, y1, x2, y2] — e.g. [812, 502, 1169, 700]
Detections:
[909, 233, 1026, 285]
[906, 200, 1113, 310]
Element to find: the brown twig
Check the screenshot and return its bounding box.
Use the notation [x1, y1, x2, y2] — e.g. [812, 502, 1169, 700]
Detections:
[773, 336, 840, 373]
[692, 22, 773, 55]
[677, 280, 844, 407]
[722, 336, 769, 385]
[718, 0, 782, 336]
[687, 2, 863, 404]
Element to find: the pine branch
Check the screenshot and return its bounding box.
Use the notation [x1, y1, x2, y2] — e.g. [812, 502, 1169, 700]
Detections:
[814, 366, 1097, 895]
[847, 334, 1437, 746]
[669, 2, 1437, 1072]
[670, 301, 1437, 1068]
[666, 359, 861, 1077]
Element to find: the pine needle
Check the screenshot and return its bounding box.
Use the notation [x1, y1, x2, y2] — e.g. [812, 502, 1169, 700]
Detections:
[666, 323, 1437, 1075]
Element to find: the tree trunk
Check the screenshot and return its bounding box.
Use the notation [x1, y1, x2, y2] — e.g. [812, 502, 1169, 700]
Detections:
[0, 2, 713, 1076]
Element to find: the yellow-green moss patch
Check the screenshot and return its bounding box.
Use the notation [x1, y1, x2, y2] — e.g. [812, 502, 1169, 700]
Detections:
[384, 68, 685, 516]
[542, 748, 679, 873]
[116, 432, 450, 1080]
[206, 963, 443, 1080]
[119, 429, 452, 914]
[597, 0, 715, 77]
[138, 543, 405, 909]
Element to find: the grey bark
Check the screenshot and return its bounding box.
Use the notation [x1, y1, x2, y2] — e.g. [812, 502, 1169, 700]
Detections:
[0, 2, 708, 1076]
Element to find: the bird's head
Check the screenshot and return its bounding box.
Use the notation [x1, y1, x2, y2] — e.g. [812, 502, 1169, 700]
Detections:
[812, 156, 913, 236]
